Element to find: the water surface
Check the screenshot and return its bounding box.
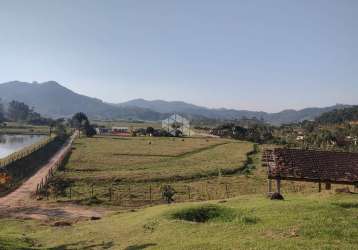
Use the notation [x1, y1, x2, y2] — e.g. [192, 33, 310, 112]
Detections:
[0, 134, 47, 159]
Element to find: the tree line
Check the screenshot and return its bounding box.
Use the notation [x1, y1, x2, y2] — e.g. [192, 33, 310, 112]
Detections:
[0, 99, 96, 139]
[0, 99, 54, 125]
[211, 108, 358, 152]
[315, 106, 358, 124]
[211, 123, 274, 144]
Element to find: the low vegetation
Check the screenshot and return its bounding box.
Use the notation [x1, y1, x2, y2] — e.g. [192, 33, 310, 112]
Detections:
[169, 204, 256, 224]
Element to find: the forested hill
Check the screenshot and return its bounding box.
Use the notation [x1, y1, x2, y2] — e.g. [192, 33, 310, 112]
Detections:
[120, 99, 349, 125]
[0, 81, 353, 124]
[315, 106, 358, 124]
[0, 81, 164, 121]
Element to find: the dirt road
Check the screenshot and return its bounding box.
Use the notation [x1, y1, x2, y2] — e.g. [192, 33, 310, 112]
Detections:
[0, 135, 107, 220]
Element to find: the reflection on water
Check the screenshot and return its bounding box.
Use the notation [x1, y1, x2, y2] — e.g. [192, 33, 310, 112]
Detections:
[0, 134, 47, 159]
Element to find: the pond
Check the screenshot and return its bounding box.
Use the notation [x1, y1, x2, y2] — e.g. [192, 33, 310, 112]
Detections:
[0, 134, 48, 159]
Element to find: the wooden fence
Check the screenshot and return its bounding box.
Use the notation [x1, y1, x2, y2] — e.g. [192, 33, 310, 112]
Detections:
[35, 135, 76, 196]
[0, 136, 55, 168]
[42, 181, 250, 208]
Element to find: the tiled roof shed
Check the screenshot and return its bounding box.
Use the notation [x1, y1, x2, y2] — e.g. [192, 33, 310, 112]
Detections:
[262, 148, 358, 185]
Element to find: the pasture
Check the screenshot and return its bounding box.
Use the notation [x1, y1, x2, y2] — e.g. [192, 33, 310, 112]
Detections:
[48, 136, 264, 206]
[48, 136, 320, 208]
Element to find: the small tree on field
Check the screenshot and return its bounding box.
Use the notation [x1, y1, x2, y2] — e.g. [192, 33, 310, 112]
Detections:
[83, 120, 96, 137]
[161, 185, 176, 204]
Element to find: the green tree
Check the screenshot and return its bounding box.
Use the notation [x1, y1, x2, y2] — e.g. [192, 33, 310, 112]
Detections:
[146, 126, 155, 136]
[83, 120, 96, 137]
[71, 112, 89, 137]
[0, 99, 4, 123]
[54, 123, 68, 139]
[161, 185, 176, 204]
[7, 100, 31, 122]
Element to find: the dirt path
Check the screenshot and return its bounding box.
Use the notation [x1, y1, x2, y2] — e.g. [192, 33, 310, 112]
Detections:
[0, 135, 108, 220]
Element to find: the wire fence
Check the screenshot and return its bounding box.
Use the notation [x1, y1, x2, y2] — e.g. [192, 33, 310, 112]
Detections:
[42, 180, 266, 208]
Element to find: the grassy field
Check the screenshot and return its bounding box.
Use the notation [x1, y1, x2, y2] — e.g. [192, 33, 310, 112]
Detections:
[47, 136, 326, 209]
[48, 136, 260, 207]
[1, 192, 357, 249]
[2, 134, 357, 249]
[0, 123, 50, 135]
[91, 120, 162, 129]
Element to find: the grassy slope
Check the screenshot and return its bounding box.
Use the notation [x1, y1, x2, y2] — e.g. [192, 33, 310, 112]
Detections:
[1, 193, 357, 249]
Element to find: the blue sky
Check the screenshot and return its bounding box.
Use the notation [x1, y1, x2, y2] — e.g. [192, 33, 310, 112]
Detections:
[0, 0, 357, 112]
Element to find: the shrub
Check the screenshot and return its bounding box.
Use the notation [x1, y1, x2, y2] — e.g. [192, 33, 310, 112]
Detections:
[170, 204, 257, 224]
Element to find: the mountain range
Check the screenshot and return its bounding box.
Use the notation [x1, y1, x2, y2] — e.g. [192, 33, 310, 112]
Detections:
[0, 81, 350, 125]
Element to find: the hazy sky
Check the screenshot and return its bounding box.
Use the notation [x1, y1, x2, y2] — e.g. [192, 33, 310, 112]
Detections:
[0, 0, 357, 112]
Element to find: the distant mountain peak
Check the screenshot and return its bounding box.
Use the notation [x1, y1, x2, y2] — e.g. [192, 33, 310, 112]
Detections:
[0, 81, 164, 120]
[42, 80, 60, 85]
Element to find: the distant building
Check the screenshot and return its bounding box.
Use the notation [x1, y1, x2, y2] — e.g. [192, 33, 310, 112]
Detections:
[296, 135, 305, 141]
[346, 136, 358, 145]
[95, 127, 110, 135]
[162, 114, 190, 136]
[112, 127, 130, 136]
[210, 128, 230, 137]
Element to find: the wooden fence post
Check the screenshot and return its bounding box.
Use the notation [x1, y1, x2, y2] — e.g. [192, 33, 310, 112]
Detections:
[149, 185, 152, 204]
[276, 179, 281, 194]
[187, 186, 191, 200]
[267, 179, 272, 193]
[118, 193, 122, 206]
[206, 184, 210, 200]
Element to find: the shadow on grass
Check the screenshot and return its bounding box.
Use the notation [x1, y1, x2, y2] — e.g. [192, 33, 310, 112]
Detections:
[124, 243, 157, 250]
[113, 153, 174, 158]
[0, 236, 34, 250]
[47, 240, 114, 250]
[0, 205, 76, 219]
[112, 142, 229, 159]
[332, 202, 358, 209]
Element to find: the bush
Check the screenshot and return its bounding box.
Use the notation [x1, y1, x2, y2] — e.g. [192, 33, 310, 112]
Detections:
[170, 204, 257, 224]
